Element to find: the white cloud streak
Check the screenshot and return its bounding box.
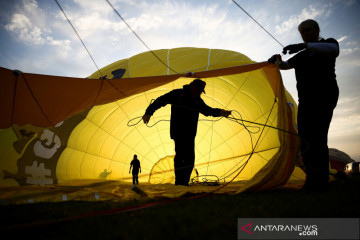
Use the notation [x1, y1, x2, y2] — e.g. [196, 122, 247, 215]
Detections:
[275, 4, 331, 35]
[338, 35, 348, 43]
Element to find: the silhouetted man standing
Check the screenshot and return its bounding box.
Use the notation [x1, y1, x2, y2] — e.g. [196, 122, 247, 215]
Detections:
[142, 79, 231, 186]
[268, 19, 339, 191]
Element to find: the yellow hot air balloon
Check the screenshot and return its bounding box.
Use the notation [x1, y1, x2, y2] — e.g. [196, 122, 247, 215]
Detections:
[0, 47, 304, 202]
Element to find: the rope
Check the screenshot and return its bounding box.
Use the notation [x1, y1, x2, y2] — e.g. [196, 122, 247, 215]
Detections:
[231, 0, 285, 48]
[127, 95, 317, 183]
[219, 98, 277, 181]
[127, 97, 303, 183]
[11, 71, 19, 124]
[20, 73, 53, 125]
[54, 0, 129, 103]
[205, 97, 278, 193]
[190, 175, 220, 186]
[128, 101, 293, 135]
[54, 0, 104, 77]
[105, 0, 179, 74]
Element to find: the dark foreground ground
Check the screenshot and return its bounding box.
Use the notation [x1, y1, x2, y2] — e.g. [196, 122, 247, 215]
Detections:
[1, 176, 359, 240]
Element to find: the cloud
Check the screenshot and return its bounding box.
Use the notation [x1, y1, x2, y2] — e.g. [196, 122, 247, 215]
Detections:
[335, 96, 360, 119]
[334, 37, 360, 71]
[337, 35, 348, 43]
[61, 0, 256, 58]
[275, 4, 330, 35]
[4, 0, 71, 49]
[341, 47, 360, 55]
[4, 12, 71, 49]
[23, 0, 39, 12]
[331, 95, 360, 139]
[329, 94, 360, 159]
[5, 13, 44, 44]
[74, 0, 114, 13]
[5, 13, 31, 30]
[3, 0, 286, 76]
[103, 0, 273, 62]
[337, 46, 360, 70]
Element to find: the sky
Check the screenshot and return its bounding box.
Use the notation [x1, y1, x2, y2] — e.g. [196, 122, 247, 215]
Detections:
[0, 0, 359, 161]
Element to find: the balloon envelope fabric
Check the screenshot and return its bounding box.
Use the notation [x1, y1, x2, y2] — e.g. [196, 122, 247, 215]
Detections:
[0, 48, 304, 203]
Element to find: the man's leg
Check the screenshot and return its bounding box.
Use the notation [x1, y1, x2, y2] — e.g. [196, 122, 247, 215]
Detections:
[174, 137, 195, 186]
[174, 138, 186, 185]
[298, 101, 335, 189]
[314, 104, 335, 186]
[182, 138, 195, 185]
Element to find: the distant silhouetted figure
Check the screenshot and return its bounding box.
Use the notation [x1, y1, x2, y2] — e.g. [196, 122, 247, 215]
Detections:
[129, 154, 141, 185]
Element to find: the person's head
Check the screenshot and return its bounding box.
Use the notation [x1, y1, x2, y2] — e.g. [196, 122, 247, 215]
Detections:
[298, 19, 320, 43]
[134, 154, 137, 159]
[189, 79, 206, 98]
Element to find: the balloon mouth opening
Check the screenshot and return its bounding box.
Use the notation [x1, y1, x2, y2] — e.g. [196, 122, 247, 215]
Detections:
[55, 73, 281, 184]
[0, 48, 303, 190]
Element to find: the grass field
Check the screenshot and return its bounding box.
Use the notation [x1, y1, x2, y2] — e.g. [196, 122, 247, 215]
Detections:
[1, 176, 359, 240]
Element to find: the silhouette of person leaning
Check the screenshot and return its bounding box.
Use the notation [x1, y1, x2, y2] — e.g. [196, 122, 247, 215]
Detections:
[98, 169, 112, 179]
[142, 79, 231, 186]
[129, 154, 141, 185]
